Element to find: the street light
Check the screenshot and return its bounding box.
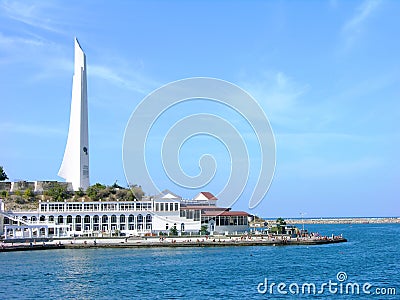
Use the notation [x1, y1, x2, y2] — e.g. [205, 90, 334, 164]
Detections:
[300, 212, 307, 234]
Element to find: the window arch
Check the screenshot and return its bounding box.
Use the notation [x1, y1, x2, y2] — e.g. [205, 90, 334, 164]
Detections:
[146, 214, 152, 230]
[84, 215, 91, 224]
[102, 215, 108, 223]
[120, 214, 126, 223]
[146, 214, 152, 223]
[137, 214, 143, 230]
[137, 214, 143, 223]
[93, 215, 99, 223]
[58, 215, 64, 224]
[128, 214, 135, 223]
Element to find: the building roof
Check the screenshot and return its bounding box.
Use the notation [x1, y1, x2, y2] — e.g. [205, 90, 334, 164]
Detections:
[202, 211, 250, 217]
[180, 206, 230, 211]
[154, 189, 182, 200]
[193, 192, 218, 201]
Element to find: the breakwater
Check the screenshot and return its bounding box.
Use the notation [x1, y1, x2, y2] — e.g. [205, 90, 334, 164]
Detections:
[282, 217, 400, 224]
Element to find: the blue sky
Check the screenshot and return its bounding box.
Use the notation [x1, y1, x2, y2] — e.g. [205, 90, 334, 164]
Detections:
[1, 0, 399, 217]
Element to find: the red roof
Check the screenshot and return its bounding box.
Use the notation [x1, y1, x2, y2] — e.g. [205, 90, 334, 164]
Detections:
[202, 211, 250, 217]
[199, 192, 218, 200]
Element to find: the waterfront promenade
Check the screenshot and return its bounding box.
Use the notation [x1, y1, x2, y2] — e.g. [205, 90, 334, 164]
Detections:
[0, 235, 346, 251]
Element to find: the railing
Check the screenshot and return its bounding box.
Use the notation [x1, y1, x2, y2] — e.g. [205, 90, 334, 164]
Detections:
[0, 211, 55, 226]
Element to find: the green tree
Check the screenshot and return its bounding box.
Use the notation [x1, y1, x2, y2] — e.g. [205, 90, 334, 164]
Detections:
[199, 225, 209, 235]
[75, 187, 85, 197]
[129, 184, 145, 200]
[169, 226, 178, 236]
[0, 166, 8, 181]
[0, 190, 9, 198]
[45, 183, 69, 201]
[275, 217, 286, 234]
[115, 189, 134, 201]
[276, 217, 286, 225]
[23, 188, 34, 200]
[86, 183, 107, 201]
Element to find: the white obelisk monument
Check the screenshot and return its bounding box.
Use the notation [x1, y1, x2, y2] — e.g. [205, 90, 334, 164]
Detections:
[58, 38, 90, 191]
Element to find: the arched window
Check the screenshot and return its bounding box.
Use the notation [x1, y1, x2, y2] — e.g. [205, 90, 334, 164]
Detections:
[84, 215, 90, 224]
[75, 215, 82, 223]
[137, 214, 143, 224]
[146, 214, 152, 223]
[128, 214, 135, 223]
[102, 215, 108, 223]
[120, 215, 126, 223]
[146, 214, 152, 230]
[111, 215, 117, 223]
[93, 215, 99, 223]
[58, 215, 64, 224]
[67, 215, 73, 224]
[48, 215, 54, 222]
[39, 215, 45, 222]
[137, 214, 143, 230]
[181, 223, 185, 232]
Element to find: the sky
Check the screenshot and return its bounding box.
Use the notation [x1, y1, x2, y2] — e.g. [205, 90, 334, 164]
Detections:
[0, 0, 399, 218]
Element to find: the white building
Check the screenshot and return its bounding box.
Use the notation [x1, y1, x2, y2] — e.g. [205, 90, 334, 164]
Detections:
[0, 191, 250, 239]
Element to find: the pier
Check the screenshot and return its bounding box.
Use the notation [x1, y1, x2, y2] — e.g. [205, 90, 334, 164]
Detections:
[0, 235, 346, 252]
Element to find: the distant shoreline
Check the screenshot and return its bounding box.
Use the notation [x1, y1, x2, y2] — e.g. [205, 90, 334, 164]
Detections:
[274, 217, 400, 225]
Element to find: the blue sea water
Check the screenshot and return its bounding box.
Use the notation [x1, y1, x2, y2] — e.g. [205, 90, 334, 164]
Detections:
[0, 224, 399, 299]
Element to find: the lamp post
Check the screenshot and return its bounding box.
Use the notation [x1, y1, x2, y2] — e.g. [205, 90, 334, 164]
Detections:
[300, 212, 306, 235]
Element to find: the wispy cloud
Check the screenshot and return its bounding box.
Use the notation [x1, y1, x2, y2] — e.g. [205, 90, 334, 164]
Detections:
[0, 32, 44, 48]
[0, 0, 64, 33]
[90, 64, 159, 95]
[239, 71, 310, 127]
[342, 0, 382, 49]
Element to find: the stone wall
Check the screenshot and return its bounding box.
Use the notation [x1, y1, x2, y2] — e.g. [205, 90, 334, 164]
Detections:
[10, 181, 35, 192]
[1, 181, 73, 193]
[0, 182, 11, 192]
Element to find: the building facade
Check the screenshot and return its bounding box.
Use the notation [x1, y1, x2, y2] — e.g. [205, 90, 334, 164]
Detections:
[0, 191, 251, 239]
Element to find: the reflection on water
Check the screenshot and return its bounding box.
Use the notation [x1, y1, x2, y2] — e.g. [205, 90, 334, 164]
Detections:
[0, 224, 399, 299]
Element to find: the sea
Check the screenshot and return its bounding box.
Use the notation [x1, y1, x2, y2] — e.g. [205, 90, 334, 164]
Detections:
[0, 224, 398, 299]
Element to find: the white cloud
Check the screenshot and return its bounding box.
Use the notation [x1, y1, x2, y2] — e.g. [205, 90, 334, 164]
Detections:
[0, 0, 64, 33]
[342, 0, 382, 48]
[0, 32, 44, 48]
[89, 64, 159, 95]
[343, 0, 381, 32]
[239, 71, 310, 127]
